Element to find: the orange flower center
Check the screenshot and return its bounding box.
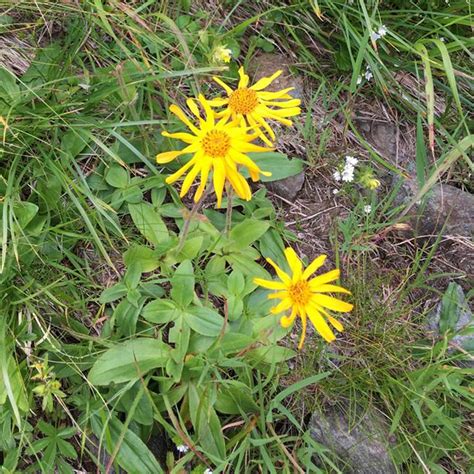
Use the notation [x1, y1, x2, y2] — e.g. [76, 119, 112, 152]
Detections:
[288, 280, 311, 306]
[202, 130, 231, 158]
[228, 88, 258, 114]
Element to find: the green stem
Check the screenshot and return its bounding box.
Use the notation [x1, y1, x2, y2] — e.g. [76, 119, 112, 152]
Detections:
[225, 185, 234, 237]
[176, 187, 210, 254]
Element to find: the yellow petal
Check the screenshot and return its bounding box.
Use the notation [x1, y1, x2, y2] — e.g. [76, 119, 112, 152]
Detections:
[193, 158, 211, 202]
[225, 164, 252, 201]
[315, 284, 351, 295]
[250, 70, 283, 91]
[238, 67, 250, 88]
[169, 104, 199, 134]
[312, 294, 353, 313]
[198, 94, 215, 127]
[270, 298, 293, 315]
[162, 131, 197, 144]
[180, 162, 202, 197]
[280, 308, 297, 328]
[268, 291, 288, 300]
[317, 306, 344, 332]
[212, 158, 226, 207]
[165, 156, 197, 184]
[307, 305, 336, 342]
[207, 97, 229, 107]
[252, 113, 276, 141]
[156, 150, 183, 164]
[262, 98, 301, 108]
[309, 269, 340, 289]
[212, 76, 233, 95]
[297, 308, 307, 349]
[253, 278, 286, 290]
[284, 247, 303, 281]
[265, 257, 291, 285]
[302, 255, 327, 280]
[186, 98, 202, 118]
[257, 87, 295, 99]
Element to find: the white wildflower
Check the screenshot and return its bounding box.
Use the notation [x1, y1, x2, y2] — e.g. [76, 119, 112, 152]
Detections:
[378, 25, 387, 37]
[204, 469, 213, 474]
[345, 155, 359, 166]
[341, 166, 354, 182]
[370, 31, 381, 42]
[364, 66, 373, 81]
[333, 188, 340, 195]
[363, 205, 372, 214]
[440, 37, 445, 42]
[176, 445, 189, 453]
[333, 170, 342, 182]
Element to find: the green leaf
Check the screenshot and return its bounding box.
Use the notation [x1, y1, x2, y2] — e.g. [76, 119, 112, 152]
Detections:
[142, 299, 178, 324]
[245, 152, 303, 182]
[99, 283, 127, 304]
[228, 270, 245, 295]
[439, 283, 463, 333]
[91, 413, 163, 473]
[229, 219, 270, 251]
[123, 245, 159, 273]
[185, 306, 224, 337]
[14, 202, 39, 229]
[246, 345, 295, 364]
[88, 338, 169, 385]
[105, 164, 129, 188]
[114, 299, 142, 336]
[215, 381, 259, 415]
[170, 260, 194, 308]
[176, 235, 203, 261]
[128, 203, 169, 246]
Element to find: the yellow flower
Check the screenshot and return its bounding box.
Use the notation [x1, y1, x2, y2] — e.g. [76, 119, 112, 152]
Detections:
[367, 178, 380, 190]
[254, 248, 353, 349]
[156, 95, 272, 207]
[209, 67, 301, 146]
[212, 45, 232, 63]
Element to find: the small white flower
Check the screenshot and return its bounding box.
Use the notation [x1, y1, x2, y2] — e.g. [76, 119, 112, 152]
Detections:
[364, 66, 373, 81]
[176, 445, 189, 453]
[204, 469, 213, 474]
[378, 25, 387, 37]
[341, 165, 355, 182]
[333, 170, 342, 182]
[370, 31, 381, 42]
[363, 205, 372, 214]
[345, 155, 359, 166]
[333, 188, 340, 195]
[440, 37, 445, 42]
[356, 76, 362, 85]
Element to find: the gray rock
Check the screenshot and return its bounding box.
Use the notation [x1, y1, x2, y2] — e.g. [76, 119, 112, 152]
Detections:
[309, 404, 396, 474]
[394, 178, 474, 238]
[266, 171, 305, 201]
[426, 283, 474, 363]
[355, 119, 398, 160]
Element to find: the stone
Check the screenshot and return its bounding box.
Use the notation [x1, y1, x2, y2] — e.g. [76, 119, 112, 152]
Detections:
[248, 53, 305, 99]
[309, 404, 396, 474]
[394, 178, 474, 238]
[266, 171, 305, 201]
[355, 119, 397, 160]
[426, 283, 474, 365]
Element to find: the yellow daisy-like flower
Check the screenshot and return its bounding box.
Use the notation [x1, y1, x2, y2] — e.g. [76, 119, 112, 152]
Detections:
[209, 67, 301, 146]
[156, 95, 272, 207]
[254, 248, 353, 349]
